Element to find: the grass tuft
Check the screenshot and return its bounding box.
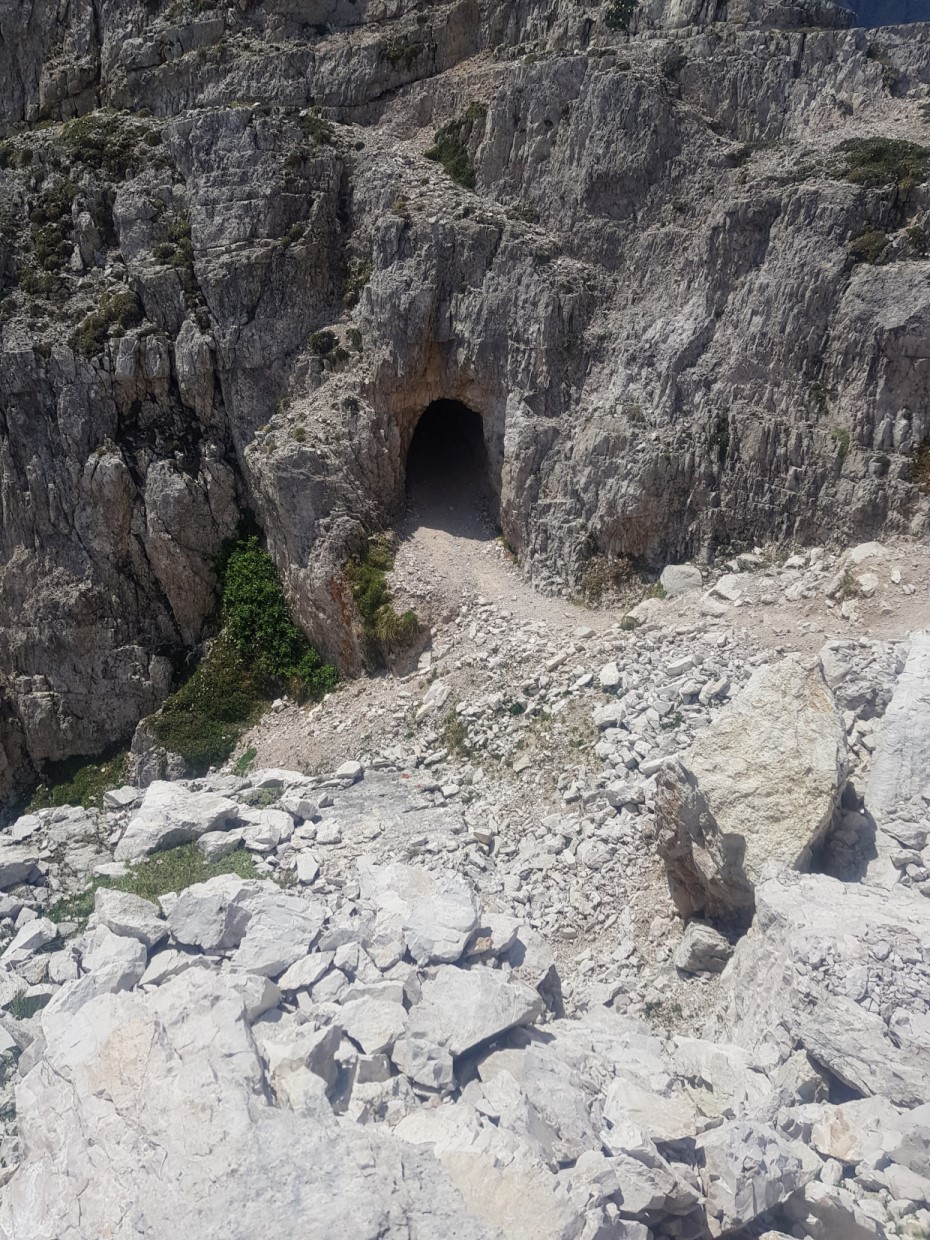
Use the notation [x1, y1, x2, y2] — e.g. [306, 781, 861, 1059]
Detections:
[46, 842, 262, 928]
[345, 536, 423, 664]
[29, 751, 128, 811]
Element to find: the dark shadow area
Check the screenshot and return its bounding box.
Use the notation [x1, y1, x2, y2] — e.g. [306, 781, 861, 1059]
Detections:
[846, 0, 930, 23]
[404, 399, 498, 539]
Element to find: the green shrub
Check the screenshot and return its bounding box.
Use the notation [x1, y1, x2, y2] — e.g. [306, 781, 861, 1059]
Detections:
[425, 103, 487, 190]
[345, 536, 422, 663]
[70, 289, 143, 356]
[840, 137, 930, 192]
[442, 709, 470, 756]
[300, 110, 334, 146]
[848, 229, 889, 265]
[710, 412, 731, 464]
[28, 750, 129, 811]
[46, 842, 262, 928]
[383, 36, 425, 70]
[831, 426, 851, 462]
[60, 111, 157, 180]
[150, 636, 264, 773]
[907, 225, 929, 257]
[232, 746, 257, 776]
[151, 535, 336, 773]
[343, 257, 372, 309]
[223, 536, 337, 697]
[604, 0, 639, 31]
[645, 582, 667, 600]
[866, 42, 900, 93]
[619, 615, 639, 631]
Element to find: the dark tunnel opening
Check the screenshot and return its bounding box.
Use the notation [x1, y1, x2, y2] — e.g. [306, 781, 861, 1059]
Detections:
[404, 399, 498, 538]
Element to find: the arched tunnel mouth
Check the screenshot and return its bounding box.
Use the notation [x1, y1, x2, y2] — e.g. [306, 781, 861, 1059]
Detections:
[404, 399, 499, 537]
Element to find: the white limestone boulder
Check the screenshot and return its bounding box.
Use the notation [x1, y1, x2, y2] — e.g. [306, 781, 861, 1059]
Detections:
[655, 656, 847, 917]
[406, 965, 543, 1058]
[115, 781, 239, 861]
[93, 888, 168, 949]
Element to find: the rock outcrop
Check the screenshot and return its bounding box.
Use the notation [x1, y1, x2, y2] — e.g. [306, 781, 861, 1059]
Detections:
[655, 657, 847, 918]
[1, 0, 929, 796]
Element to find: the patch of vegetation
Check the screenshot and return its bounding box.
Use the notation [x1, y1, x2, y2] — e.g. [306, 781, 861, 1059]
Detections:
[840, 137, 930, 192]
[425, 103, 487, 190]
[46, 842, 262, 928]
[643, 998, 684, 1026]
[151, 535, 336, 774]
[28, 750, 128, 812]
[70, 289, 143, 356]
[810, 379, 838, 414]
[710, 412, 731, 465]
[659, 709, 683, 731]
[300, 109, 334, 147]
[309, 329, 347, 364]
[232, 746, 257, 776]
[345, 536, 423, 664]
[343, 257, 372, 309]
[644, 582, 667, 600]
[866, 42, 900, 94]
[831, 426, 851, 463]
[603, 0, 639, 30]
[848, 229, 890, 265]
[442, 709, 470, 757]
[619, 615, 640, 632]
[508, 702, 526, 717]
[907, 225, 929, 258]
[383, 36, 426, 71]
[580, 553, 634, 605]
[60, 111, 160, 180]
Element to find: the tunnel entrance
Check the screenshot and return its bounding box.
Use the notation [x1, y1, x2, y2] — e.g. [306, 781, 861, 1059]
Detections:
[404, 399, 498, 538]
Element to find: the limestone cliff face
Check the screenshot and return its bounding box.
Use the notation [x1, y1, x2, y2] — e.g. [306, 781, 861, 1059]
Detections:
[0, 0, 928, 797]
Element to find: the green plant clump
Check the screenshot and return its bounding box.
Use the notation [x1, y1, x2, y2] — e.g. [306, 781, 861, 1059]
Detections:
[442, 709, 470, 757]
[151, 535, 336, 773]
[840, 137, 930, 192]
[425, 103, 487, 190]
[345, 536, 422, 663]
[604, 0, 639, 31]
[70, 289, 143, 356]
[831, 426, 851, 463]
[848, 229, 890, 265]
[28, 750, 129, 812]
[46, 842, 262, 928]
[60, 111, 160, 180]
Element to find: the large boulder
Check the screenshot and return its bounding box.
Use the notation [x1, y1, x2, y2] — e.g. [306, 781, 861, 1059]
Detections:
[709, 871, 930, 1108]
[655, 656, 846, 917]
[406, 965, 544, 1058]
[864, 631, 930, 886]
[115, 781, 239, 861]
[1, 970, 494, 1240]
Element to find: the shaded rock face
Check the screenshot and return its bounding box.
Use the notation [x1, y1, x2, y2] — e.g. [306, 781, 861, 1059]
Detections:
[1, 0, 929, 795]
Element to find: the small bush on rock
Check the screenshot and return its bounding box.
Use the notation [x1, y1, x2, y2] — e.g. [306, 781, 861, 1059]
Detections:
[29, 750, 129, 811]
[425, 104, 486, 190]
[840, 137, 930, 192]
[346, 536, 423, 664]
[151, 535, 336, 773]
[603, 0, 639, 31]
[848, 229, 890, 265]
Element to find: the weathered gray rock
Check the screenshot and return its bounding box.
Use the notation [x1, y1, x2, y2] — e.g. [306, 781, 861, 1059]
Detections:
[660, 565, 703, 597]
[115, 782, 239, 861]
[711, 871, 930, 1108]
[79, 925, 148, 993]
[656, 657, 847, 917]
[865, 632, 930, 886]
[698, 1121, 820, 1238]
[0, 845, 40, 890]
[406, 965, 543, 1058]
[358, 859, 480, 965]
[0, 970, 495, 1239]
[673, 921, 733, 974]
[93, 888, 167, 950]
